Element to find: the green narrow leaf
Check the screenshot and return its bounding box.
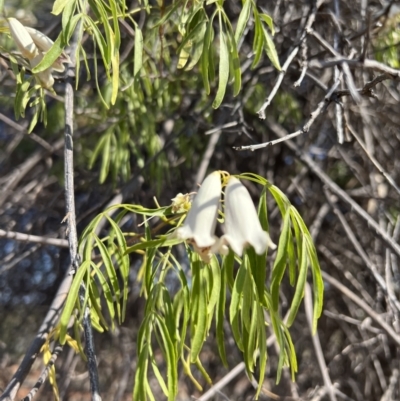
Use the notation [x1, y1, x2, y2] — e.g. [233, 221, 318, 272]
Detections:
[260, 13, 275, 35]
[306, 237, 324, 333]
[268, 184, 289, 217]
[126, 237, 167, 253]
[90, 261, 116, 326]
[84, 16, 109, 68]
[88, 277, 108, 330]
[151, 0, 181, 28]
[110, 0, 120, 48]
[190, 259, 208, 362]
[251, 11, 264, 68]
[28, 107, 40, 133]
[229, 262, 246, 350]
[52, 0, 71, 14]
[234, 0, 252, 44]
[216, 261, 228, 366]
[270, 211, 290, 311]
[208, 28, 216, 83]
[150, 348, 169, 397]
[177, 11, 206, 69]
[207, 256, 221, 316]
[245, 298, 258, 374]
[62, 2, 78, 42]
[111, 50, 120, 105]
[133, 343, 150, 401]
[212, 21, 229, 109]
[289, 207, 303, 265]
[283, 325, 298, 380]
[134, 24, 143, 79]
[286, 237, 308, 327]
[154, 315, 178, 401]
[201, 15, 215, 94]
[14, 80, 31, 119]
[32, 34, 65, 73]
[262, 25, 281, 70]
[255, 303, 267, 399]
[59, 261, 90, 344]
[287, 227, 296, 286]
[186, 20, 207, 70]
[241, 262, 253, 333]
[224, 250, 235, 290]
[226, 29, 241, 96]
[92, 0, 113, 67]
[93, 234, 121, 315]
[105, 215, 129, 320]
[100, 131, 112, 183]
[195, 356, 212, 384]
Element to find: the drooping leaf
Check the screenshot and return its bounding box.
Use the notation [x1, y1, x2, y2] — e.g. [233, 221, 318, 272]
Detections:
[270, 211, 290, 311]
[260, 13, 275, 35]
[286, 237, 308, 327]
[59, 261, 90, 344]
[234, 0, 252, 44]
[190, 257, 208, 362]
[212, 21, 229, 108]
[262, 25, 281, 71]
[52, 0, 72, 15]
[134, 24, 143, 79]
[32, 34, 65, 73]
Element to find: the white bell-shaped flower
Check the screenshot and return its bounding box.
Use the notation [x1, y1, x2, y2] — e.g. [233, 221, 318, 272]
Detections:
[220, 177, 276, 256]
[174, 172, 221, 262]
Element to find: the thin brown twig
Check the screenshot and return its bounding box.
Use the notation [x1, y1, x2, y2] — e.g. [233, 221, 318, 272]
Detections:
[324, 189, 400, 313]
[345, 119, 400, 196]
[322, 270, 400, 347]
[307, 28, 361, 102]
[235, 74, 342, 151]
[309, 58, 400, 77]
[0, 229, 68, 248]
[305, 284, 338, 401]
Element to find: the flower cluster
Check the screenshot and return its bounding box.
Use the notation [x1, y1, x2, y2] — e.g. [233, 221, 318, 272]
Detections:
[172, 172, 276, 262]
[7, 18, 70, 88]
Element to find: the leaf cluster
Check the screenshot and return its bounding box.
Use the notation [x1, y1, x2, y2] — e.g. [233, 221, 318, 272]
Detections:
[60, 173, 323, 400]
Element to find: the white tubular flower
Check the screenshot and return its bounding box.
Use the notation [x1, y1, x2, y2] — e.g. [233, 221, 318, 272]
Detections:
[25, 27, 71, 72]
[174, 172, 222, 262]
[220, 177, 276, 256]
[8, 18, 38, 60]
[7, 18, 71, 88]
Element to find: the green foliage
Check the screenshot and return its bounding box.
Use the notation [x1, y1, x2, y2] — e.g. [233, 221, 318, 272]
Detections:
[374, 13, 400, 69]
[60, 172, 323, 400]
[1, 0, 282, 184]
[12, 64, 48, 132]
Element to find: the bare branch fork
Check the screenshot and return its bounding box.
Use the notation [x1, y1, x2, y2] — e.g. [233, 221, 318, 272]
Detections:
[235, 74, 343, 151]
[266, 120, 400, 260]
[257, 0, 325, 119]
[234, 73, 397, 152]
